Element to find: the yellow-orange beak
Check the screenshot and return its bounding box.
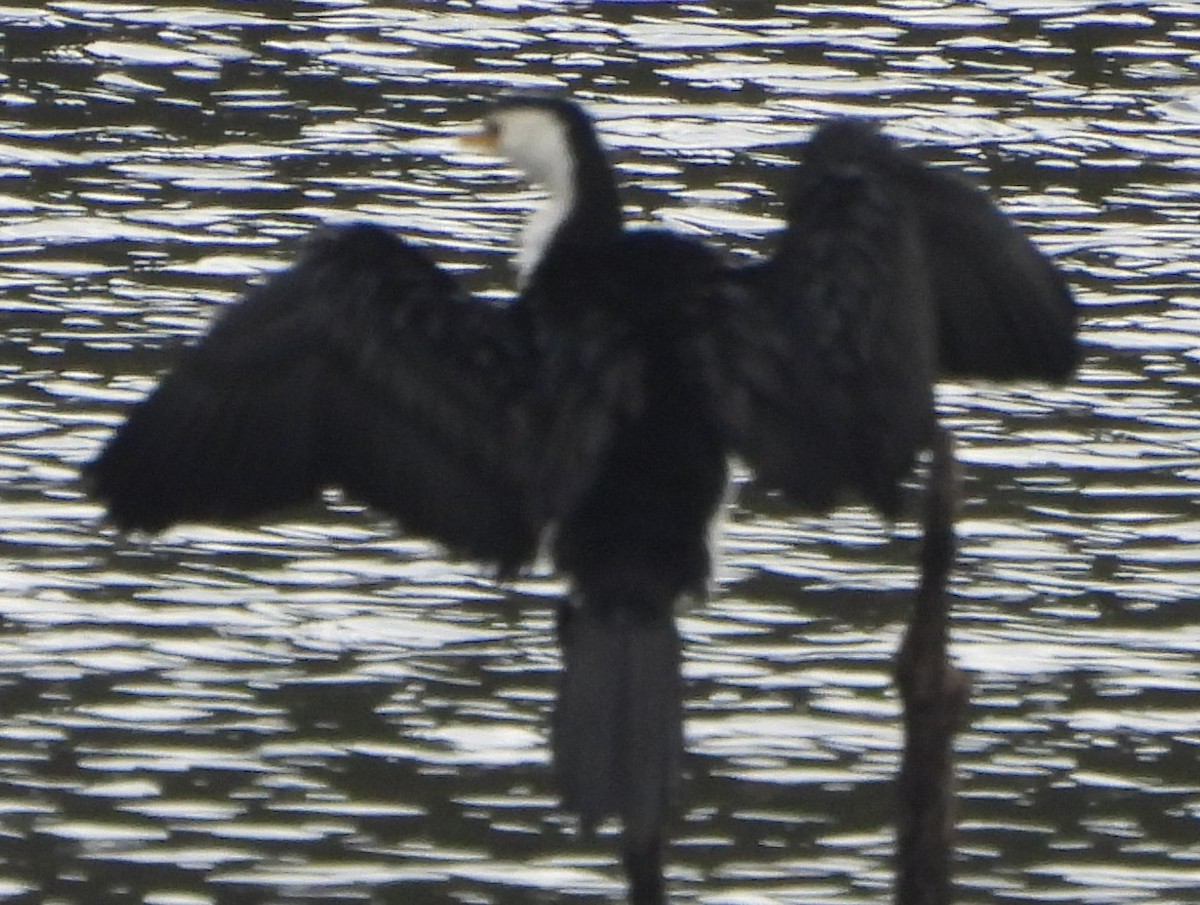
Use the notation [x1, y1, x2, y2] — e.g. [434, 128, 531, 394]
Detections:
[460, 122, 500, 154]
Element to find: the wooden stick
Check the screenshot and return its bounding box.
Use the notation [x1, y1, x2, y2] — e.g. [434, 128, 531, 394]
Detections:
[895, 428, 971, 905]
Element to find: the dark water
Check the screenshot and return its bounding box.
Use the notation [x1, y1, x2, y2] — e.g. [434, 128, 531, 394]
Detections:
[2, 2, 1199, 903]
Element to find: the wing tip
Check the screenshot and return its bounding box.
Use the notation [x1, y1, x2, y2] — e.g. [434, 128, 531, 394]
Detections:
[82, 454, 175, 535]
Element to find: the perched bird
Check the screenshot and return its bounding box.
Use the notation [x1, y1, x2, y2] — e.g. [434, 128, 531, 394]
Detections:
[86, 95, 1077, 904]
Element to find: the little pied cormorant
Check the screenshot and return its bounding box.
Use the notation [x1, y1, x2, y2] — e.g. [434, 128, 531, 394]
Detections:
[86, 96, 1077, 905]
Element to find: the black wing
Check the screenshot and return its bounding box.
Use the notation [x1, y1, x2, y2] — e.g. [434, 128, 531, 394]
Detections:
[695, 119, 1078, 515]
[891, 137, 1079, 382]
[698, 121, 939, 516]
[86, 223, 540, 573]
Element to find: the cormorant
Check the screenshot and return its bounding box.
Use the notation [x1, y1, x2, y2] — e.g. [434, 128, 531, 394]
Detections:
[85, 96, 1077, 905]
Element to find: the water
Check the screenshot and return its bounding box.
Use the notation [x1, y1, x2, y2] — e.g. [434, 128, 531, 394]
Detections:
[2, 2, 1199, 903]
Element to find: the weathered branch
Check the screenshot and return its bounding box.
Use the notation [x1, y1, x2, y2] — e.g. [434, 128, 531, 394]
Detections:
[895, 428, 971, 905]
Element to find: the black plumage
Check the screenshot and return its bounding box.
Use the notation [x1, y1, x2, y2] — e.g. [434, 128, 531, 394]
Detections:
[85, 97, 1077, 905]
[93, 224, 540, 571]
[532, 233, 730, 897]
[699, 120, 1076, 518]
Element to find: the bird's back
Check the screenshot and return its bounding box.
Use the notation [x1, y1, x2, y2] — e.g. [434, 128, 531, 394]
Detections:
[529, 228, 730, 604]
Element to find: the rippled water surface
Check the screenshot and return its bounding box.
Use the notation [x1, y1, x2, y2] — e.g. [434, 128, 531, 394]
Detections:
[3, 2, 1200, 903]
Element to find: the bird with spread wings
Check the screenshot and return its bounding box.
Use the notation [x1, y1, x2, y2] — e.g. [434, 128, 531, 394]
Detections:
[86, 96, 1077, 905]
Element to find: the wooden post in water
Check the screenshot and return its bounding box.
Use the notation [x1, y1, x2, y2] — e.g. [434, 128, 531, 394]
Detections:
[895, 428, 970, 905]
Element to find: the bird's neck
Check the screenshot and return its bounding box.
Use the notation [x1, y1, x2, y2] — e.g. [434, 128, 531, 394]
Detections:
[515, 156, 622, 290]
[516, 179, 576, 290]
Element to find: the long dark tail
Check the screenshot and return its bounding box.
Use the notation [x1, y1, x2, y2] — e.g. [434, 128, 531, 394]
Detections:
[554, 600, 683, 905]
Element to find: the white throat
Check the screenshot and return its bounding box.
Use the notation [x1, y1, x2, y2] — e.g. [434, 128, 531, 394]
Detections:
[516, 185, 574, 289]
[490, 107, 578, 288]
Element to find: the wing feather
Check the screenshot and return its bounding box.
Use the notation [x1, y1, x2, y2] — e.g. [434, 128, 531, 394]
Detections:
[87, 223, 539, 572]
[696, 119, 1078, 514]
[895, 148, 1079, 381]
[698, 122, 938, 516]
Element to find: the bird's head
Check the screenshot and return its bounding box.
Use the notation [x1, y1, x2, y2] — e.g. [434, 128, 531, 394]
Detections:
[466, 95, 599, 194]
[464, 95, 623, 286]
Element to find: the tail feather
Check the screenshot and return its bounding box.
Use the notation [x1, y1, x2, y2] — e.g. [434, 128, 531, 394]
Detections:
[553, 602, 683, 848]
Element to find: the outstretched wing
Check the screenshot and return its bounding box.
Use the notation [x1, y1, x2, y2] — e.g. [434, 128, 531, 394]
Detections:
[892, 139, 1079, 381]
[697, 121, 939, 516]
[86, 223, 540, 573]
[694, 119, 1078, 515]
